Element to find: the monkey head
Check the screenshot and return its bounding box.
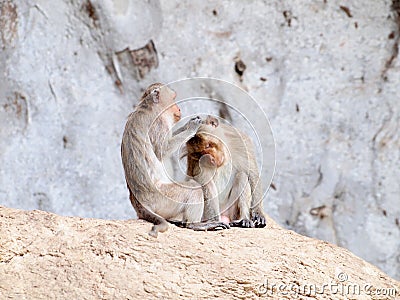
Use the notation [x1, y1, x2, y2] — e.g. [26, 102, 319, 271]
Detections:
[186, 131, 226, 168]
[158, 85, 181, 123]
[141, 83, 181, 124]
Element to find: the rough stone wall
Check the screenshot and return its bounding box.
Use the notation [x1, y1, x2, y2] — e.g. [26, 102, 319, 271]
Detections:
[0, 0, 399, 279]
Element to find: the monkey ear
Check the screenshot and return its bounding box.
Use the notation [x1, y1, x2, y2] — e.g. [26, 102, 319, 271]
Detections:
[205, 116, 219, 128]
[150, 88, 160, 103]
[143, 87, 160, 103]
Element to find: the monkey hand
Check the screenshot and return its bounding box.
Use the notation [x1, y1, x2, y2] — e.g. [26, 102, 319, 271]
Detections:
[184, 116, 202, 134]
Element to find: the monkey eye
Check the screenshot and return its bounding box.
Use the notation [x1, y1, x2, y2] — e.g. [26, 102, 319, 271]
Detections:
[205, 143, 211, 149]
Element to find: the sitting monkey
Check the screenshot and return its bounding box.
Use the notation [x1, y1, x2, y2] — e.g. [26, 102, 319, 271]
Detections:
[185, 116, 267, 228]
[121, 84, 229, 237]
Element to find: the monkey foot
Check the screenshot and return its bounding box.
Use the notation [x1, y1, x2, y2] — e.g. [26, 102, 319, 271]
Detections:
[251, 212, 267, 228]
[229, 219, 254, 228]
[148, 230, 158, 238]
[188, 221, 230, 231]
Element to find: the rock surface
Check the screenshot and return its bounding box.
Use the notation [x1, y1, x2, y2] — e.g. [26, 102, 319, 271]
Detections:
[0, 0, 399, 279]
[0, 206, 399, 299]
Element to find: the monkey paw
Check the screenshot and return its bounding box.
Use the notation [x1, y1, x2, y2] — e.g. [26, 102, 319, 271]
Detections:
[251, 212, 267, 228]
[185, 116, 202, 133]
[148, 230, 158, 238]
[230, 219, 254, 228]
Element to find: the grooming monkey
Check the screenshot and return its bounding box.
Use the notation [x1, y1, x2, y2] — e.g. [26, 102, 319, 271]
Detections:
[121, 83, 229, 237]
[185, 116, 267, 228]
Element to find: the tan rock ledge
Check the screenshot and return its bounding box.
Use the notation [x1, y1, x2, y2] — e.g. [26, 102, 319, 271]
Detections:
[0, 206, 399, 299]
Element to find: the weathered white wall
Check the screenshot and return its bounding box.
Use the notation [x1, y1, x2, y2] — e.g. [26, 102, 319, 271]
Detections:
[0, 0, 399, 279]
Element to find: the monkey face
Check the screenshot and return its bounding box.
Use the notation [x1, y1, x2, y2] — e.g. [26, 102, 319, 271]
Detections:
[187, 133, 225, 167]
[170, 105, 181, 123]
[158, 86, 181, 123]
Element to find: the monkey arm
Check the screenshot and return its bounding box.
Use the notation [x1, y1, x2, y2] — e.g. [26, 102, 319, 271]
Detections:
[162, 129, 196, 158]
[162, 117, 202, 158]
[192, 155, 223, 223]
[172, 115, 210, 136]
[200, 179, 221, 223]
[170, 124, 187, 136]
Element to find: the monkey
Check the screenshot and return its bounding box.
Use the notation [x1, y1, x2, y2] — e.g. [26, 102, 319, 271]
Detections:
[185, 116, 267, 228]
[121, 83, 229, 237]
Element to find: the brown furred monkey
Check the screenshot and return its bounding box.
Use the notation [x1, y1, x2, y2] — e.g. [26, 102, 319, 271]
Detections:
[121, 83, 229, 237]
[185, 116, 267, 228]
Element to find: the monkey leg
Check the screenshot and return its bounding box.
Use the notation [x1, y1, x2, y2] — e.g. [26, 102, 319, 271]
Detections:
[221, 200, 254, 228]
[129, 189, 170, 237]
[195, 168, 229, 230]
[248, 171, 267, 228]
[225, 172, 254, 228]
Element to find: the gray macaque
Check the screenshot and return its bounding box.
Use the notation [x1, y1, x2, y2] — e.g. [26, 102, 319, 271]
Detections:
[185, 116, 267, 228]
[121, 83, 229, 237]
